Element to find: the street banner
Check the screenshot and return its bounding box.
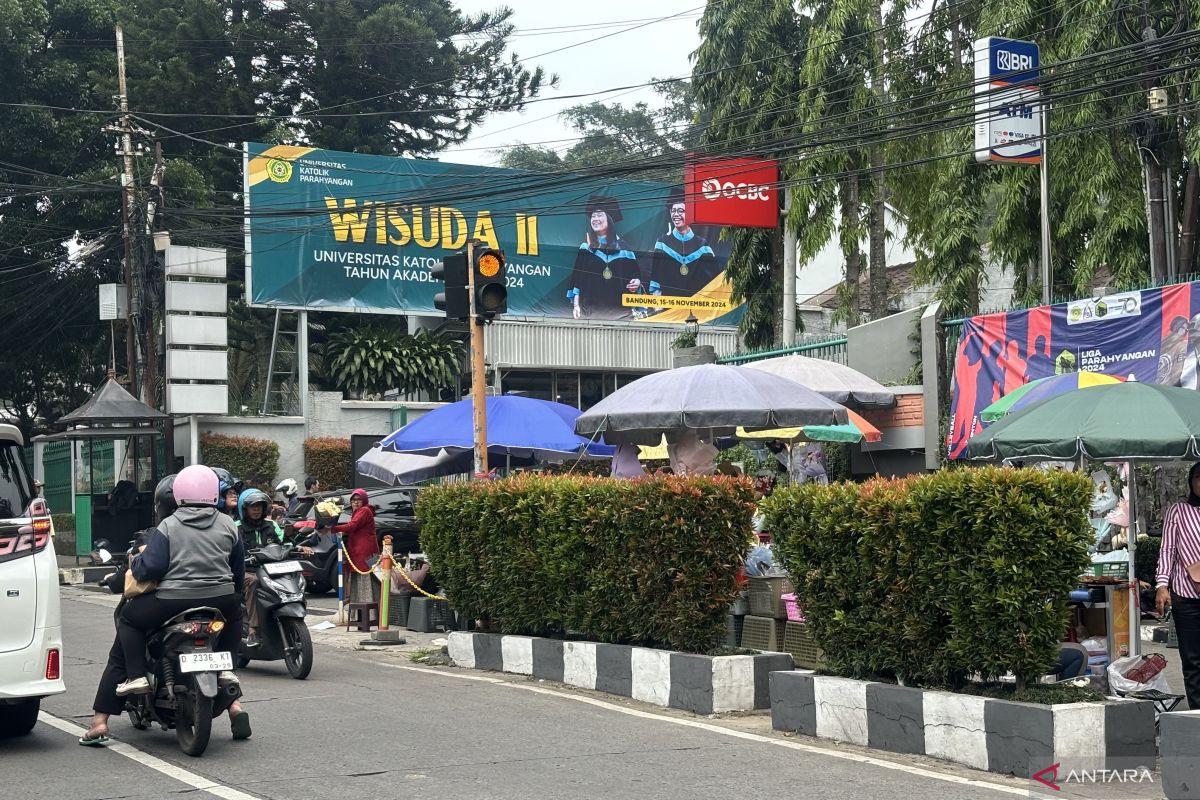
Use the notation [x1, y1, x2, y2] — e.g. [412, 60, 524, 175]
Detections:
[684, 157, 778, 228]
[973, 36, 1042, 164]
[947, 281, 1200, 459]
[243, 143, 744, 325]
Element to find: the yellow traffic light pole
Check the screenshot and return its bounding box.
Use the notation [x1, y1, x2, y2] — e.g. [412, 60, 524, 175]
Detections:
[467, 239, 489, 477]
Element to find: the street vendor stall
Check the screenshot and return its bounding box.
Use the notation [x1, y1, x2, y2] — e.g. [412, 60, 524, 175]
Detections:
[967, 379, 1200, 658]
[40, 379, 171, 556]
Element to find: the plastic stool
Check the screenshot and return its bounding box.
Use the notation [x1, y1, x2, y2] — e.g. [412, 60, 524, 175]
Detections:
[346, 602, 378, 632]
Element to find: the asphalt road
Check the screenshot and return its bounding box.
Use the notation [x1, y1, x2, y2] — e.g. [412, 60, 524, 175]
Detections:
[2, 589, 1136, 800]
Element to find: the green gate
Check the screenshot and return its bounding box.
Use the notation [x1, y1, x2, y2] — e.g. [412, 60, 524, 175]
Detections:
[42, 440, 72, 515]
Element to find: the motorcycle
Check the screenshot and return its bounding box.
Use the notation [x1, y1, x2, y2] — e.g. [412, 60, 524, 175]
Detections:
[239, 542, 313, 679]
[288, 527, 339, 595]
[124, 606, 241, 757]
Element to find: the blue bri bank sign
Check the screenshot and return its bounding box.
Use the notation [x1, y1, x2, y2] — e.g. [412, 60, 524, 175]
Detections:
[974, 37, 1042, 164]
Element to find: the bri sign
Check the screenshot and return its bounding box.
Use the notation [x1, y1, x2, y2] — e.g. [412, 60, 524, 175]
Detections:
[973, 36, 1042, 165]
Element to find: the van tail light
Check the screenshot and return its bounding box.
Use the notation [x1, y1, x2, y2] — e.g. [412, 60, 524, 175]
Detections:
[45, 649, 60, 681]
[31, 518, 51, 534]
[29, 498, 48, 518]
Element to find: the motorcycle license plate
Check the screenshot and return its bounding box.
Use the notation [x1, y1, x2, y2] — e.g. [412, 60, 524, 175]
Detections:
[178, 651, 233, 673]
[263, 560, 302, 576]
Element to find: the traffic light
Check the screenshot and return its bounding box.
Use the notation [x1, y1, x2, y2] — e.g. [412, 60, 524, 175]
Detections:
[432, 252, 469, 319]
[473, 247, 507, 318]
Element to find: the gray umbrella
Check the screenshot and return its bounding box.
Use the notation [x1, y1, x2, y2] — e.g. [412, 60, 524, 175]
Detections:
[741, 355, 896, 409]
[574, 364, 849, 444]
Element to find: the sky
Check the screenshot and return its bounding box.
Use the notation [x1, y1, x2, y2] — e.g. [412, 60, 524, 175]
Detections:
[441, 1, 705, 167]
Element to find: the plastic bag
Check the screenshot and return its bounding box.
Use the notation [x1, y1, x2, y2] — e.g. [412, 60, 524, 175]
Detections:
[1090, 470, 1119, 515]
[1080, 637, 1107, 656]
[1107, 655, 1172, 695]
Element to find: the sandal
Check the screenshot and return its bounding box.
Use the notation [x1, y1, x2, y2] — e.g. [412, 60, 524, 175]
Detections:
[78, 728, 110, 747]
[230, 710, 252, 741]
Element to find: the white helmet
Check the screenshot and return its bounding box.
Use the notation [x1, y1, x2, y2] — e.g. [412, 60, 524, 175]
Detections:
[274, 478, 298, 497]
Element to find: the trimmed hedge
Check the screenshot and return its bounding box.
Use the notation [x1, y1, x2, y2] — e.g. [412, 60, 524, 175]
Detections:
[764, 467, 1092, 689]
[418, 475, 755, 653]
[304, 437, 352, 491]
[51, 513, 75, 533]
[199, 433, 279, 486]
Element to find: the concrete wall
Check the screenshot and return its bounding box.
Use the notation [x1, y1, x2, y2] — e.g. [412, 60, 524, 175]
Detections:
[846, 307, 922, 384]
[173, 391, 442, 483]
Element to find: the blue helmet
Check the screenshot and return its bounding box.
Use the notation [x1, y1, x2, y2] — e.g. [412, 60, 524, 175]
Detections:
[237, 488, 271, 523]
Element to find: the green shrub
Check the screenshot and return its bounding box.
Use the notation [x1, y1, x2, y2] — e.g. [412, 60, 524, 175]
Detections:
[418, 474, 755, 653]
[51, 512, 75, 533]
[765, 467, 1092, 690]
[304, 437, 352, 490]
[199, 433, 279, 486]
[1136, 535, 1161, 583]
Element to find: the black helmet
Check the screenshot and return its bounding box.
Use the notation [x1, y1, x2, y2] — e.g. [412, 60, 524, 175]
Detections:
[211, 467, 244, 511]
[154, 474, 178, 523]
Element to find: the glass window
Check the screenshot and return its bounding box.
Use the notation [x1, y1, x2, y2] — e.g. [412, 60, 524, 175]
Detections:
[580, 372, 606, 410]
[617, 372, 646, 388]
[0, 443, 32, 519]
[555, 372, 580, 408]
[502, 370, 554, 402]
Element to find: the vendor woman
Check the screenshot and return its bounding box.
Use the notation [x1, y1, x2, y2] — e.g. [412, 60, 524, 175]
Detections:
[1157, 462, 1200, 709]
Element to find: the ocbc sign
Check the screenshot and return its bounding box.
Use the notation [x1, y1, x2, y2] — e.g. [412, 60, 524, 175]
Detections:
[701, 178, 773, 202]
[686, 157, 779, 229]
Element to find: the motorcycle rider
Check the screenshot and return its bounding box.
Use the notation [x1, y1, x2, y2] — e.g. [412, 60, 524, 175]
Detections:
[213, 467, 243, 519]
[82, 469, 251, 745]
[275, 478, 300, 513]
[239, 487, 312, 649]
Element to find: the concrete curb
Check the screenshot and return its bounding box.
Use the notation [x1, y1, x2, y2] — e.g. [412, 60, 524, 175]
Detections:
[1162, 709, 1200, 799]
[770, 670, 1157, 779]
[58, 566, 116, 586]
[448, 631, 793, 714]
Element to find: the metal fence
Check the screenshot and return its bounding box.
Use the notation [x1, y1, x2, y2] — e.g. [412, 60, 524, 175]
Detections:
[718, 337, 849, 366]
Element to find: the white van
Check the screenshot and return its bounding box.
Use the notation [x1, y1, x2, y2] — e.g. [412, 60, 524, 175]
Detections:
[0, 424, 64, 736]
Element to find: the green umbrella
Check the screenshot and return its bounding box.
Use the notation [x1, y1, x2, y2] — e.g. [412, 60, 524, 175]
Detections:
[966, 381, 1200, 462]
[978, 371, 1123, 422]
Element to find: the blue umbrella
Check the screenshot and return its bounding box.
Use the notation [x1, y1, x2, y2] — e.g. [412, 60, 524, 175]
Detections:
[379, 395, 614, 458]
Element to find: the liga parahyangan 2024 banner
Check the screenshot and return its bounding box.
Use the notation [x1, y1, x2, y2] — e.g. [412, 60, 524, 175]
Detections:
[947, 281, 1200, 459]
[243, 143, 745, 325]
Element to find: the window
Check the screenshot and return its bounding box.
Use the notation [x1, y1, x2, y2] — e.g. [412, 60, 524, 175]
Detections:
[502, 370, 554, 402]
[580, 372, 606, 410]
[555, 372, 580, 408]
[0, 444, 32, 520]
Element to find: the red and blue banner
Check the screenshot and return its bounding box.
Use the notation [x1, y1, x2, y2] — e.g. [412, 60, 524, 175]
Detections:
[947, 281, 1200, 459]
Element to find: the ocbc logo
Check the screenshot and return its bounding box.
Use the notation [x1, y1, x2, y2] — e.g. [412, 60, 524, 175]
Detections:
[701, 178, 772, 202]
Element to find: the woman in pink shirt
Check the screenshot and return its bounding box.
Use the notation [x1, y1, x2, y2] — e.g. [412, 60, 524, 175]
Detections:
[1156, 462, 1200, 709]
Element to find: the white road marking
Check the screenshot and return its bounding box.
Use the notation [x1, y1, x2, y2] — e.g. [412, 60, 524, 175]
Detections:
[37, 712, 260, 800]
[377, 662, 1041, 799]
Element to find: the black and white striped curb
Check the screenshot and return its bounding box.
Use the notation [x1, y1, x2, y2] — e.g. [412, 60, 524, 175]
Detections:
[448, 631, 793, 714]
[1162, 710, 1200, 799]
[771, 670, 1157, 778]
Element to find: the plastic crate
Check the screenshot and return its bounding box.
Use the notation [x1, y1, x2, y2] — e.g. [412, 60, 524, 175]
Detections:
[748, 576, 793, 618]
[783, 621, 825, 670]
[387, 594, 410, 627]
[741, 615, 786, 652]
[1090, 562, 1128, 579]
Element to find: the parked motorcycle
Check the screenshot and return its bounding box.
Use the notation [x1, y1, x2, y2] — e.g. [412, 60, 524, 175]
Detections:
[288, 527, 338, 595]
[239, 542, 313, 679]
[124, 606, 241, 757]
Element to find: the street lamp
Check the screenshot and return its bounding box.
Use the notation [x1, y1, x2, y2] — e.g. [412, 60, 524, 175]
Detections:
[685, 313, 699, 341]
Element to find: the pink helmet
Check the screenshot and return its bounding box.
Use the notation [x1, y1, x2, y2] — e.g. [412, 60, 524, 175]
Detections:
[173, 464, 219, 506]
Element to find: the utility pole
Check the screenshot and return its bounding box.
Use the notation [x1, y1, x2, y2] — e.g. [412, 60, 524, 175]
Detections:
[141, 143, 165, 410]
[467, 240, 489, 477]
[1115, 0, 1187, 283]
[113, 25, 139, 398]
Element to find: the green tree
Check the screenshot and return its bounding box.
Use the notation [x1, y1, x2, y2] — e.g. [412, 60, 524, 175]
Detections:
[693, 0, 807, 347]
[499, 81, 693, 183]
[0, 0, 546, 430]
